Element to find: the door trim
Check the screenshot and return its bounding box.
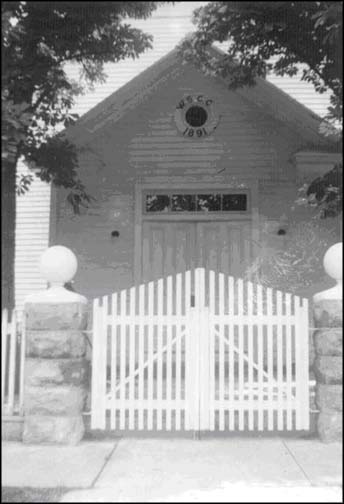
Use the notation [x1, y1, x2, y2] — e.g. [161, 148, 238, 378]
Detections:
[134, 180, 259, 284]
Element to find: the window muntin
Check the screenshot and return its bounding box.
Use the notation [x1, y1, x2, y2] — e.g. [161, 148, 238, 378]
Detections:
[145, 192, 249, 213]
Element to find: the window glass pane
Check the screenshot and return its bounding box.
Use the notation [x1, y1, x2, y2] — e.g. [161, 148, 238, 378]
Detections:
[146, 194, 170, 212]
[145, 192, 248, 213]
[197, 194, 221, 211]
[171, 194, 196, 212]
[222, 194, 247, 211]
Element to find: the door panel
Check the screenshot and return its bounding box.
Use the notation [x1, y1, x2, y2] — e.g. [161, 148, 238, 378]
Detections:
[142, 222, 196, 283]
[197, 221, 252, 277]
[142, 220, 252, 284]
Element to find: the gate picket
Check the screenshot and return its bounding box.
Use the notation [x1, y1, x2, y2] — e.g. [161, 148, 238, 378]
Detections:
[228, 275, 235, 430]
[157, 278, 163, 430]
[138, 283, 145, 430]
[111, 292, 118, 429]
[237, 278, 244, 431]
[266, 287, 274, 430]
[147, 281, 154, 430]
[175, 272, 182, 431]
[166, 275, 173, 430]
[129, 287, 136, 430]
[184, 270, 191, 431]
[285, 292, 293, 430]
[209, 270, 215, 431]
[256, 284, 264, 431]
[277, 290, 284, 430]
[247, 281, 254, 431]
[91, 268, 310, 434]
[218, 273, 225, 431]
[119, 289, 126, 429]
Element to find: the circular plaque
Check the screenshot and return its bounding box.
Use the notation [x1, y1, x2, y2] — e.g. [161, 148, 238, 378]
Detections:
[174, 94, 219, 138]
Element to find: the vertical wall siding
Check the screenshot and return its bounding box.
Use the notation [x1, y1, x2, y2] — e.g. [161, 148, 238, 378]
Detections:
[15, 162, 51, 310]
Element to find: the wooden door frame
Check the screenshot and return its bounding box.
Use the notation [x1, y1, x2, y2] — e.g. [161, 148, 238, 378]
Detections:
[134, 179, 259, 284]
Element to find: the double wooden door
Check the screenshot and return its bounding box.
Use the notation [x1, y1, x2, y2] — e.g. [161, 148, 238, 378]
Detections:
[142, 220, 253, 284]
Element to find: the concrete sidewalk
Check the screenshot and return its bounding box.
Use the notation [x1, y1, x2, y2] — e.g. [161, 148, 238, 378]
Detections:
[2, 437, 342, 502]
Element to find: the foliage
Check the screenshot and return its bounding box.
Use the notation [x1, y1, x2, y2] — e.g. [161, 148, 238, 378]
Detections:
[2, 1, 167, 208]
[246, 220, 336, 293]
[179, 1, 342, 217]
[296, 162, 342, 219]
[16, 172, 33, 195]
[179, 2, 342, 111]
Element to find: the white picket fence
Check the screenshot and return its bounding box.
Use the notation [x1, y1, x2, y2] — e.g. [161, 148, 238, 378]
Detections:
[1, 308, 26, 417]
[91, 268, 310, 432]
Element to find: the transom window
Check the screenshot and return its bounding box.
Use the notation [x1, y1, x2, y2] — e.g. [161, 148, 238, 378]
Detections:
[145, 192, 248, 213]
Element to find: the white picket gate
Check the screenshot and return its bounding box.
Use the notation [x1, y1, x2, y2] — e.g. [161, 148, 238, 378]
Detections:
[91, 268, 309, 432]
[1, 308, 26, 417]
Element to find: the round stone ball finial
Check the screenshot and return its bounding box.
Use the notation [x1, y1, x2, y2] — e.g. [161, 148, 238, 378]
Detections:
[323, 242, 342, 284]
[40, 246, 78, 286]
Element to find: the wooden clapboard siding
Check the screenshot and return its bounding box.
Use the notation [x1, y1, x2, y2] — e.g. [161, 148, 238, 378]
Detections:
[126, 63, 311, 181]
[267, 73, 332, 119]
[295, 151, 342, 183]
[52, 35, 340, 304]
[71, 46, 332, 149]
[14, 3, 338, 306]
[15, 162, 51, 310]
[54, 47, 338, 302]
[55, 180, 135, 299]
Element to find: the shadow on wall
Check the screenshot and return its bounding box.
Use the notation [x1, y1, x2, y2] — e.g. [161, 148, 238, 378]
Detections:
[246, 218, 340, 299]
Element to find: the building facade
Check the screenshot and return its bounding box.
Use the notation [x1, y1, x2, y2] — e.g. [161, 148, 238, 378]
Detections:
[15, 49, 341, 308]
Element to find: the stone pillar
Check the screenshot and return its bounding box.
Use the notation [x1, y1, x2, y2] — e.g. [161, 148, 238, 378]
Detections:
[312, 242, 342, 442]
[23, 246, 88, 445]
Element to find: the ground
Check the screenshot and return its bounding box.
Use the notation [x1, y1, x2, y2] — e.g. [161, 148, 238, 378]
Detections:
[1, 487, 70, 503]
[2, 437, 342, 503]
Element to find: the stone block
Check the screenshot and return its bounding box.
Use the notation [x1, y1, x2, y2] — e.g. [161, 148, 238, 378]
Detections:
[23, 415, 84, 445]
[24, 385, 87, 416]
[316, 384, 342, 411]
[25, 303, 88, 331]
[313, 299, 342, 328]
[313, 356, 342, 384]
[25, 358, 88, 387]
[2, 417, 23, 441]
[313, 329, 342, 356]
[26, 330, 87, 358]
[317, 410, 342, 442]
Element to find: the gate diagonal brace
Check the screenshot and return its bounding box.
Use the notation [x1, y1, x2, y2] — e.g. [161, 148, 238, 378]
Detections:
[212, 326, 297, 400]
[108, 325, 187, 395]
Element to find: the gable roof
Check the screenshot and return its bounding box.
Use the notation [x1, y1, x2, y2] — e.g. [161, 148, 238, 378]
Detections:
[68, 48, 181, 142]
[67, 45, 336, 148]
